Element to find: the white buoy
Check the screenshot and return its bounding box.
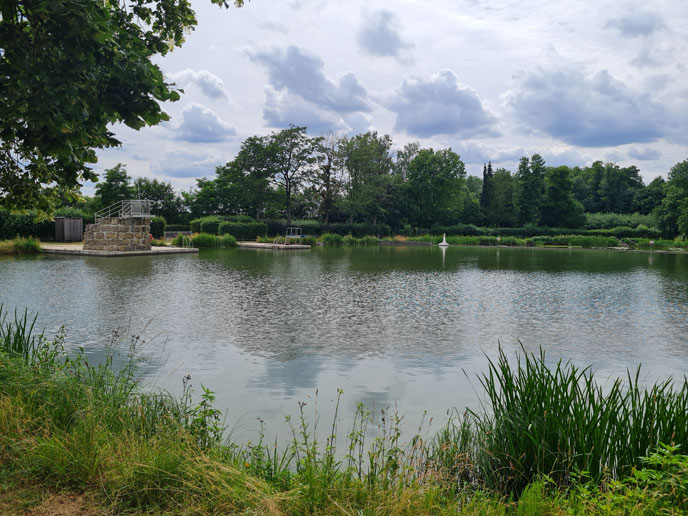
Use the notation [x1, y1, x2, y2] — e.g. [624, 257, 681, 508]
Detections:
[439, 233, 449, 247]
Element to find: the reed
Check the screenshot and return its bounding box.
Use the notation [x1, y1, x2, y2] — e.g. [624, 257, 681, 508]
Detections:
[473, 346, 688, 493]
[2, 306, 687, 514]
[0, 236, 41, 255]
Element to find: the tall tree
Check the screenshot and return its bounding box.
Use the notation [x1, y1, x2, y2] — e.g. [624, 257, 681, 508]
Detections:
[392, 142, 420, 181]
[516, 154, 546, 225]
[480, 162, 496, 225]
[405, 148, 466, 227]
[540, 166, 585, 228]
[633, 176, 666, 215]
[0, 0, 244, 212]
[94, 164, 133, 209]
[267, 126, 320, 226]
[218, 135, 275, 219]
[338, 132, 393, 225]
[133, 177, 183, 222]
[313, 132, 343, 224]
[656, 160, 688, 237]
[598, 163, 644, 213]
[488, 168, 518, 227]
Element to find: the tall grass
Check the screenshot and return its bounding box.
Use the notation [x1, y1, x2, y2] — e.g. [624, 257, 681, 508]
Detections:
[0, 236, 41, 255]
[2, 306, 687, 514]
[473, 346, 688, 493]
[171, 233, 237, 248]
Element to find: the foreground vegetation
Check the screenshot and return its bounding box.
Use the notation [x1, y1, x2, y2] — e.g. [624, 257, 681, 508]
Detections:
[1, 308, 687, 514]
[0, 237, 41, 255]
[405, 234, 688, 251]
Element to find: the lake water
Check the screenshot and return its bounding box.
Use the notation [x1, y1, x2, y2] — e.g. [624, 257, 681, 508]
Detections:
[2, 245, 688, 441]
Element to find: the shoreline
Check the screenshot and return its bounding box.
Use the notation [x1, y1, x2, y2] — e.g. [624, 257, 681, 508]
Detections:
[379, 240, 688, 255]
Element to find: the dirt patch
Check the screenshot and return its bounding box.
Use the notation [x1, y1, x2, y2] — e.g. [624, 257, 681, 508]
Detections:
[0, 488, 106, 516]
[25, 493, 105, 516]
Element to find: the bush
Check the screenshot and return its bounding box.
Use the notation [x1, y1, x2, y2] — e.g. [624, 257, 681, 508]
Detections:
[171, 234, 192, 247]
[263, 219, 392, 238]
[54, 207, 95, 225]
[190, 216, 222, 234]
[633, 238, 688, 250]
[200, 217, 222, 235]
[342, 234, 357, 246]
[187, 233, 237, 248]
[166, 224, 190, 231]
[321, 233, 343, 246]
[191, 233, 219, 248]
[478, 236, 498, 246]
[0, 209, 53, 240]
[218, 234, 237, 247]
[149, 216, 166, 238]
[299, 236, 317, 246]
[0, 237, 42, 255]
[218, 221, 267, 241]
[585, 212, 657, 230]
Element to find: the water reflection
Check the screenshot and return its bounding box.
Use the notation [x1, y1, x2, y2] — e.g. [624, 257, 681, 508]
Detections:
[1, 247, 687, 440]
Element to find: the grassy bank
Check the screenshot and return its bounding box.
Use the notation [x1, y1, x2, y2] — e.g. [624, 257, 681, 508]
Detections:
[0, 237, 41, 255]
[1, 308, 687, 514]
[404, 234, 688, 251]
[171, 232, 237, 248]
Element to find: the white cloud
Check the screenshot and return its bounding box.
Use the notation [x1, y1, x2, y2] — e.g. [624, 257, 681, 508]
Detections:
[628, 147, 661, 161]
[248, 46, 372, 114]
[381, 70, 499, 139]
[151, 149, 223, 179]
[357, 9, 413, 62]
[262, 88, 351, 134]
[503, 66, 671, 147]
[176, 103, 236, 143]
[168, 69, 230, 101]
[605, 11, 665, 38]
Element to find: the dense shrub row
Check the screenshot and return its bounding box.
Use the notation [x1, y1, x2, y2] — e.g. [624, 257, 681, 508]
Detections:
[0, 208, 94, 240]
[190, 215, 255, 233]
[584, 212, 657, 230]
[149, 216, 167, 238]
[264, 219, 392, 238]
[166, 224, 190, 231]
[218, 221, 266, 240]
[320, 233, 380, 246]
[407, 223, 662, 239]
[408, 234, 622, 248]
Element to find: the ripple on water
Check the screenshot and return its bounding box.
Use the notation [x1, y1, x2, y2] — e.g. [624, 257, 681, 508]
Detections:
[1, 247, 687, 438]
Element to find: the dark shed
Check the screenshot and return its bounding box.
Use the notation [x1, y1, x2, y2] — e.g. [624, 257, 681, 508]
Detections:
[55, 217, 83, 242]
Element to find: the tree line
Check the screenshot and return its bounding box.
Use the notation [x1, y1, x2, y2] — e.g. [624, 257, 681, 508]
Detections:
[88, 126, 688, 238]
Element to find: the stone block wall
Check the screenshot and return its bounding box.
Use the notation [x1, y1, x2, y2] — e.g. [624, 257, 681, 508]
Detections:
[83, 217, 151, 251]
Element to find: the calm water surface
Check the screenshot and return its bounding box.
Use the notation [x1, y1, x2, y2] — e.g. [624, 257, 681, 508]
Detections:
[2, 245, 688, 440]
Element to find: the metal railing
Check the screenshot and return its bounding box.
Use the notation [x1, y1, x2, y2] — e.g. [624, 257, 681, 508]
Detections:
[95, 200, 151, 221]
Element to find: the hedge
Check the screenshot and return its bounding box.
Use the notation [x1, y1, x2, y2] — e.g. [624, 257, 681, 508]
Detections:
[0, 208, 94, 240]
[218, 221, 267, 241]
[150, 216, 167, 238]
[166, 224, 190, 231]
[190, 216, 216, 233]
[200, 218, 222, 235]
[419, 224, 662, 240]
[263, 219, 392, 237]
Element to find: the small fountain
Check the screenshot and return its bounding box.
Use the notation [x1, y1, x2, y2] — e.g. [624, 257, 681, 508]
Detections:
[438, 233, 449, 247]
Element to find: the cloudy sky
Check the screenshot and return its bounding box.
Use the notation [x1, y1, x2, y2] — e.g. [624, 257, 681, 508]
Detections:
[92, 0, 688, 194]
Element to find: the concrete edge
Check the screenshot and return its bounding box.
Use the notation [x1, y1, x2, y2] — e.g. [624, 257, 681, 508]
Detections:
[42, 246, 199, 257]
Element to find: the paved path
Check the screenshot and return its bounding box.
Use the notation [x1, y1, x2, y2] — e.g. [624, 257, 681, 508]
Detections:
[41, 242, 198, 257]
[237, 242, 311, 250]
